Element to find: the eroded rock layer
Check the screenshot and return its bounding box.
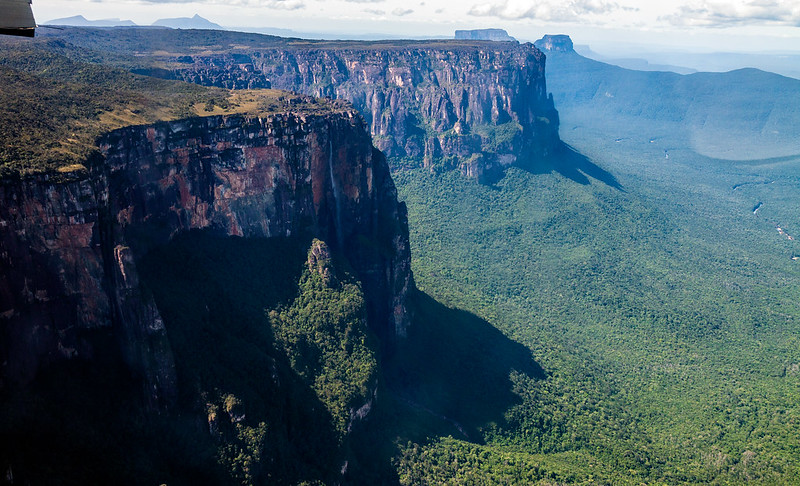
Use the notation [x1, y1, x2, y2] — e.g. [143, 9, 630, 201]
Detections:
[158, 42, 561, 178]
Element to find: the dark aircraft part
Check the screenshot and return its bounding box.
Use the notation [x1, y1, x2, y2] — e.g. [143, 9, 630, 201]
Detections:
[0, 0, 36, 37]
[0, 27, 35, 37]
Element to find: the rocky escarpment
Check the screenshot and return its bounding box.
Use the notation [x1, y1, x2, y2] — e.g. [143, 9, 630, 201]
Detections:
[534, 34, 574, 53]
[455, 29, 517, 42]
[0, 110, 412, 400]
[150, 41, 560, 181]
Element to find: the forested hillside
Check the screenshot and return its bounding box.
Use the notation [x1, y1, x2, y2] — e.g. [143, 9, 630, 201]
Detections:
[389, 44, 800, 483]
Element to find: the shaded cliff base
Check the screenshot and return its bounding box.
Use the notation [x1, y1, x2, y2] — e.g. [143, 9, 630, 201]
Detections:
[0, 231, 544, 484]
[1, 234, 344, 485]
[521, 141, 623, 190]
[409, 140, 622, 189]
[344, 290, 546, 483]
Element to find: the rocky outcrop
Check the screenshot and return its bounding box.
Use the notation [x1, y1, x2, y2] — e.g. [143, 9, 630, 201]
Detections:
[152, 41, 560, 177]
[534, 34, 574, 53]
[454, 29, 516, 42]
[0, 110, 412, 399]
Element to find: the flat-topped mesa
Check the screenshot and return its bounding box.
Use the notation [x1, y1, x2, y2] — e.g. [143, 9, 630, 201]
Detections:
[156, 40, 561, 180]
[455, 29, 517, 42]
[0, 109, 412, 400]
[534, 34, 575, 53]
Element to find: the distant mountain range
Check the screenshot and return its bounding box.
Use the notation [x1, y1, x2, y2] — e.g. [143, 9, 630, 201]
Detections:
[44, 15, 137, 27]
[151, 14, 223, 30]
[569, 44, 800, 80]
[573, 44, 698, 75]
[45, 14, 223, 30]
[536, 34, 800, 161]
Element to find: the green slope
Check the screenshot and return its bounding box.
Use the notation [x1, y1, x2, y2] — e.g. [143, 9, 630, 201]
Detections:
[545, 50, 800, 161]
[393, 159, 800, 483]
[0, 38, 343, 178]
[384, 48, 800, 484]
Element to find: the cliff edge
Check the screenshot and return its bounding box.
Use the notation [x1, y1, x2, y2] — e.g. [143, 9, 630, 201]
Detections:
[169, 41, 561, 181]
[37, 29, 562, 182]
[0, 110, 411, 399]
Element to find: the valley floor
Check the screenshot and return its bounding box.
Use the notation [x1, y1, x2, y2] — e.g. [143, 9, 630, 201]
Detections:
[391, 111, 800, 484]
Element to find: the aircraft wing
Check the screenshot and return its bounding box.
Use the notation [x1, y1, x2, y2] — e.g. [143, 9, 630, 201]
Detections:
[0, 0, 36, 37]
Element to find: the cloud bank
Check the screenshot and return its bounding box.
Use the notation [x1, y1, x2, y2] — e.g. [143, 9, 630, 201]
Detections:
[662, 0, 800, 27]
[468, 0, 626, 22]
[130, 0, 305, 8]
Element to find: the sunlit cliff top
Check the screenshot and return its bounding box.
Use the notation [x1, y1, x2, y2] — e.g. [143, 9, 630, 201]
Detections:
[0, 39, 348, 179]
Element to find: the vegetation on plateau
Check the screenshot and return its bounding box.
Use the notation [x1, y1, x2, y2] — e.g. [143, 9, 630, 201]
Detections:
[0, 38, 346, 178]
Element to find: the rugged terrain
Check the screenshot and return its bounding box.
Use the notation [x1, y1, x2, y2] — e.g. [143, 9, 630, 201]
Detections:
[0, 40, 412, 483]
[6, 27, 800, 485]
[39, 27, 562, 182]
[389, 36, 800, 483]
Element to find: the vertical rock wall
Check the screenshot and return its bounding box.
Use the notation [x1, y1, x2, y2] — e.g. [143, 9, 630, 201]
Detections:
[158, 42, 561, 173]
[0, 110, 412, 400]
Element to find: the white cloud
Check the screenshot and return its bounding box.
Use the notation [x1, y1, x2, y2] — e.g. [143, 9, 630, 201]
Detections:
[131, 0, 305, 7]
[263, 0, 305, 8]
[392, 7, 414, 15]
[468, 0, 626, 22]
[662, 0, 800, 27]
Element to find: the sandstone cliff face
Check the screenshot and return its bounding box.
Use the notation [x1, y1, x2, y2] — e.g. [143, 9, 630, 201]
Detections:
[159, 43, 560, 176]
[0, 175, 110, 386]
[0, 111, 412, 399]
[534, 34, 575, 53]
[454, 29, 516, 42]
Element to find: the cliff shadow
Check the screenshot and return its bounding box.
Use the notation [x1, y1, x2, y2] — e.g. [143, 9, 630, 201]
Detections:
[342, 290, 545, 482]
[138, 230, 349, 484]
[520, 141, 623, 190]
[384, 290, 545, 441]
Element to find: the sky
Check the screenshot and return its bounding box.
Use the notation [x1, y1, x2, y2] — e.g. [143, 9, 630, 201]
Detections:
[33, 0, 800, 53]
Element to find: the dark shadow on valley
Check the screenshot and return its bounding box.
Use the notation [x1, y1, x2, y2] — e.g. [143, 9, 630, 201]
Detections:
[384, 290, 545, 442]
[520, 141, 623, 190]
[330, 289, 548, 484]
[346, 290, 546, 482]
[139, 231, 348, 485]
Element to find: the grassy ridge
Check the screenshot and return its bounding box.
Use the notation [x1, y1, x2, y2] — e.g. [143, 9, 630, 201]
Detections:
[36, 26, 525, 56]
[0, 39, 344, 178]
